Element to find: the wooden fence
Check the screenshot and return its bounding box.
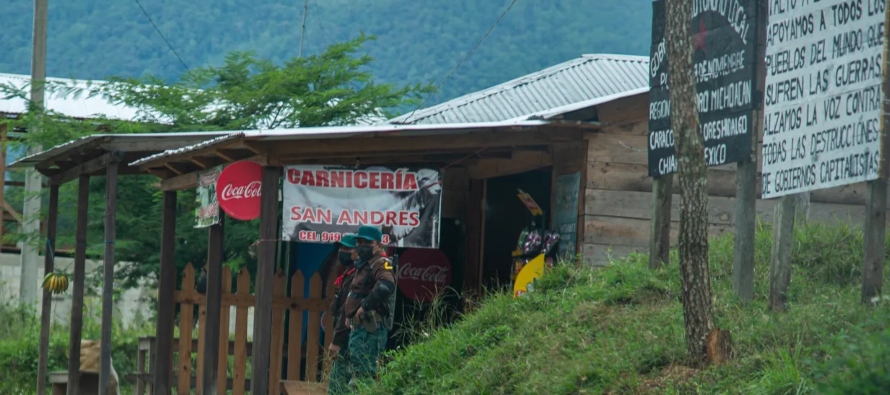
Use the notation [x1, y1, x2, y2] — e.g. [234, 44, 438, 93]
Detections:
[136, 263, 335, 395]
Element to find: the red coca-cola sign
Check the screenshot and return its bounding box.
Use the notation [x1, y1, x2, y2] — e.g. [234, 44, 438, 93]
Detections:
[397, 249, 452, 303]
[216, 161, 263, 221]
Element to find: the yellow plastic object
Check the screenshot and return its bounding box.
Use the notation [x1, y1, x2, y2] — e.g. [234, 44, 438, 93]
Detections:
[513, 253, 545, 298]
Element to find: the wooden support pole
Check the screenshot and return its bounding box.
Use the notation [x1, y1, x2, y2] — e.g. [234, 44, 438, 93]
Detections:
[862, 179, 887, 303]
[733, 116, 757, 302]
[0, 125, 7, 249]
[464, 179, 484, 296]
[769, 195, 796, 312]
[99, 161, 120, 395]
[649, 175, 673, 269]
[67, 175, 89, 395]
[36, 183, 58, 395]
[735, 0, 767, 303]
[862, 3, 890, 304]
[153, 190, 177, 395]
[202, 219, 225, 394]
[251, 165, 281, 395]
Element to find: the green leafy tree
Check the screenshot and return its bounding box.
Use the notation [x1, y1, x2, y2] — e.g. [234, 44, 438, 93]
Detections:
[1, 34, 434, 290]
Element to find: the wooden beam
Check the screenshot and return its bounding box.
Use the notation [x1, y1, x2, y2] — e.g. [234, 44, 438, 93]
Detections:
[159, 172, 198, 192]
[216, 148, 245, 162]
[261, 130, 581, 157]
[54, 159, 78, 169]
[67, 175, 89, 395]
[3, 200, 22, 223]
[164, 163, 184, 175]
[467, 150, 551, 179]
[37, 184, 59, 395]
[250, 166, 282, 395]
[191, 156, 221, 169]
[202, 220, 224, 394]
[99, 157, 120, 395]
[153, 190, 177, 395]
[49, 151, 124, 185]
[0, 125, 6, 248]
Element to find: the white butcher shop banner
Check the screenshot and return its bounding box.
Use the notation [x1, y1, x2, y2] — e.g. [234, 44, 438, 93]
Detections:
[282, 165, 443, 249]
[761, 0, 885, 199]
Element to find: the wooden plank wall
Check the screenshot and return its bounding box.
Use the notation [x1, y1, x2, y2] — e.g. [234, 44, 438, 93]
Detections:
[583, 93, 885, 265]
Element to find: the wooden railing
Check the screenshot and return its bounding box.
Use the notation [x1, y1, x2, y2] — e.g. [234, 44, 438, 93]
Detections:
[132, 264, 334, 395]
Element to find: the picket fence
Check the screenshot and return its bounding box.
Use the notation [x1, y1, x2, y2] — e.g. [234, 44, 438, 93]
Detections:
[135, 263, 335, 395]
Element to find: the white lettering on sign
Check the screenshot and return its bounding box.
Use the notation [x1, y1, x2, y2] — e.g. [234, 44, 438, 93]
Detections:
[220, 181, 262, 201]
[761, 0, 885, 199]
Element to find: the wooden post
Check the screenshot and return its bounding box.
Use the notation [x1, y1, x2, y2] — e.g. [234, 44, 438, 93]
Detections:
[67, 175, 90, 395]
[251, 165, 281, 395]
[732, 117, 757, 302]
[862, 179, 886, 304]
[649, 175, 672, 269]
[36, 183, 58, 395]
[769, 195, 796, 312]
[862, 3, 890, 304]
[202, 219, 225, 395]
[0, 125, 7, 249]
[153, 190, 177, 395]
[463, 179, 484, 296]
[734, 0, 767, 303]
[99, 161, 120, 395]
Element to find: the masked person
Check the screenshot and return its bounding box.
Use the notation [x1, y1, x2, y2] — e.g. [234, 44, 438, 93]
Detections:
[328, 234, 359, 395]
[344, 226, 396, 390]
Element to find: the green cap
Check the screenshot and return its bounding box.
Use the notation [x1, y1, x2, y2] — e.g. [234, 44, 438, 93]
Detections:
[355, 225, 383, 243]
[339, 233, 357, 248]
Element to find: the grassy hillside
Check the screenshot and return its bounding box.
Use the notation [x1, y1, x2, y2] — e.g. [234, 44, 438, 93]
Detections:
[360, 222, 890, 394]
[0, 0, 652, 105]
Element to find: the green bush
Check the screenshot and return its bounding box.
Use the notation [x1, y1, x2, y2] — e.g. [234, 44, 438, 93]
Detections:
[0, 298, 153, 395]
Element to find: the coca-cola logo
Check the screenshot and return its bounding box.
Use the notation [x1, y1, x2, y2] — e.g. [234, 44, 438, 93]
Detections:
[398, 262, 448, 285]
[396, 249, 452, 303]
[216, 161, 263, 221]
[220, 181, 262, 201]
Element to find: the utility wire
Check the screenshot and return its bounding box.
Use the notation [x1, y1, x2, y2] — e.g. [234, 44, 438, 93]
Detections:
[132, 0, 190, 71]
[313, 0, 330, 47]
[398, 0, 519, 124]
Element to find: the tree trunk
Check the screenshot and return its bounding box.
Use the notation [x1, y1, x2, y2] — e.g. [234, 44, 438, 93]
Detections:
[665, 0, 716, 361]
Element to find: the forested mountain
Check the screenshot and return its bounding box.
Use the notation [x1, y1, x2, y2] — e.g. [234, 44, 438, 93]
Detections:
[0, 0, 652, 106]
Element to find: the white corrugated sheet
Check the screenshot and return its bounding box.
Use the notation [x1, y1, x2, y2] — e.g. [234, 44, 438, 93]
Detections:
[0, 73, 142, 121]
[388, 54, 649, 125]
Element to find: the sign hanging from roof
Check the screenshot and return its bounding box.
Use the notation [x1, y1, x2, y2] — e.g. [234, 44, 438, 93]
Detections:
[195, 165, 222, 228]
[647, 0, 760, 177]
[281, 165, 443, 249]
[216, 160, 263, 221]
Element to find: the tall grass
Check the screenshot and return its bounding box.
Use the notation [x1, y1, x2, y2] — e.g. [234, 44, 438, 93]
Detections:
[359, 221, 890, 395]
[0, 289, 155, 395]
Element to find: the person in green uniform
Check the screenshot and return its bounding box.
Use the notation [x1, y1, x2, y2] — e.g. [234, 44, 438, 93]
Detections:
[327, 233, 359, 395]
[344, 226, 396, 390]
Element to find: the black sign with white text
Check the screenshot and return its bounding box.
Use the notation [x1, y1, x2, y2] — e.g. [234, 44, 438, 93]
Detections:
[648, 0, 760, 177]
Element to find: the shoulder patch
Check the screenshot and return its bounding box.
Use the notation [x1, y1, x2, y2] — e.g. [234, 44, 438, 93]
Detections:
[383, 261, 394, 270]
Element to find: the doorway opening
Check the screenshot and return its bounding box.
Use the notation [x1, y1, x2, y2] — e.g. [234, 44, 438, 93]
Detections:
[481, 168, 552, 291]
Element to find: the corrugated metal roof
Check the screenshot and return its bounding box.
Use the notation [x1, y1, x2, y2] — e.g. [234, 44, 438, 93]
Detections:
[9, 132, 229, 169]
[388, 54, 650, 125]
[129, 120, 551, 167]
[515, 87, 650, 122]
[0, 73, 144, 121]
